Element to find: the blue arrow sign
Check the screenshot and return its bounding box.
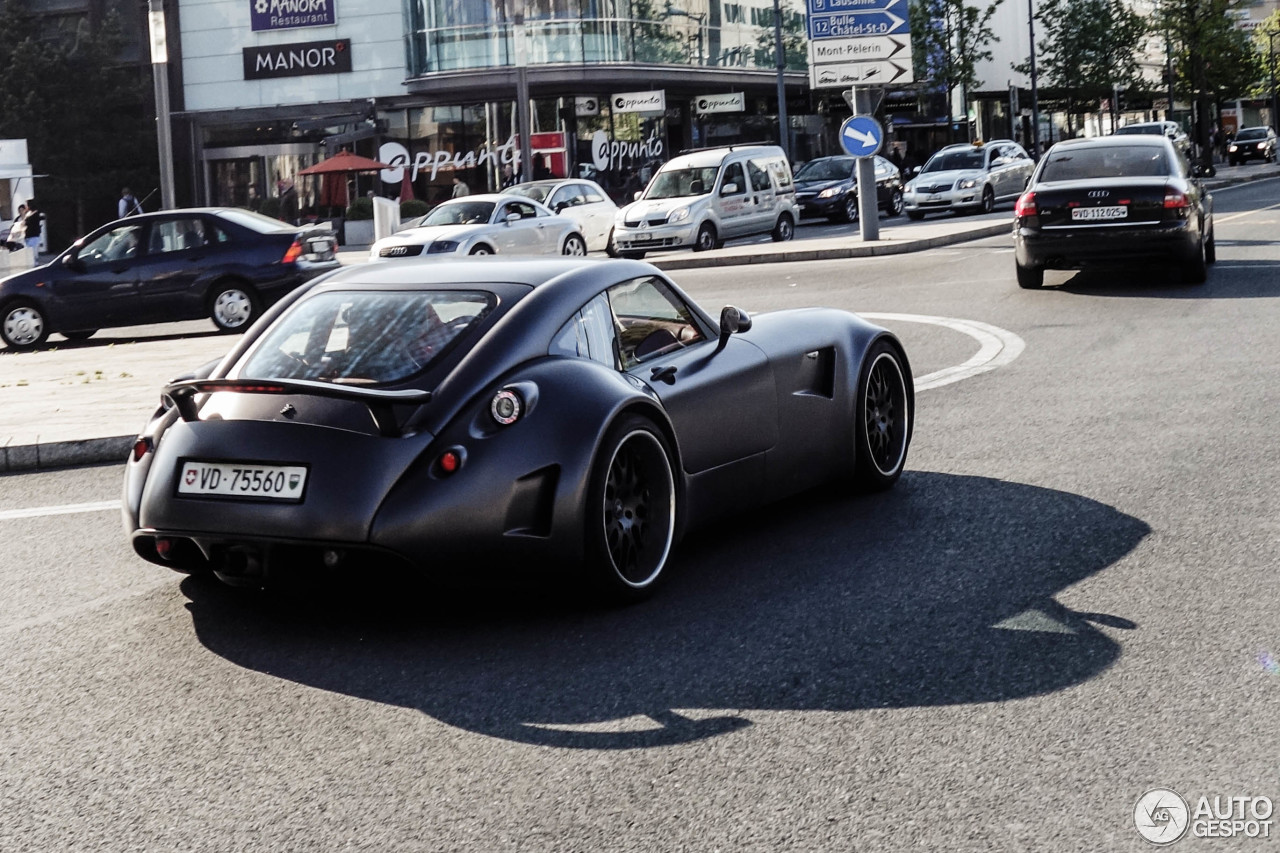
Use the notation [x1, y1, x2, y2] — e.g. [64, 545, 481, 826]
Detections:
[839, 115, 883, 157]
[808, 7, 908, 39]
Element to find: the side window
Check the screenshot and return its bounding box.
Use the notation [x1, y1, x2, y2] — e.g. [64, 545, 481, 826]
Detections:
[607, 276, 706, 369]
[150, 218, 209, 254]
[502, 200, 538, 220]
[769, 157, 793, 189]
[581, 184, 606, 204]
[80, 223, 145, 264]
[720, 162, 746, 195]
[747, 159, 771, 192]
[548, 187, 583, 210]
[549, 292, 616, 368]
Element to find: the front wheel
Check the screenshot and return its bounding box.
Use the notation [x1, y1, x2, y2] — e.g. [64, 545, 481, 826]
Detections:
[693, 223, 718, 252]
[605, 228, 620, 258]
[979, 186, 995, 214]
[841, 194, 859, 223]
[209, 282, 260, 333]
[1, 299, 49, 350]
[852, 341, 911, 491]
[584, 415, 677, 602]
[469, 244, 494, 256]
[771, 214, 794, 242]
[561, 234, 587, 256]
[887, 189, 904, 217]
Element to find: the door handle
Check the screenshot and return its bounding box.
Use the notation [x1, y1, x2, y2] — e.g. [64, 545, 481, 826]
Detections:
[649, 365, 677, 384]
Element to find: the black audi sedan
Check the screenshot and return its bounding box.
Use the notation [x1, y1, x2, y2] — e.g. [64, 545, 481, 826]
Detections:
[1227, 126, 1277, 166]
[0, 208, 338, 350]
[793, 155, 904, 223]
[1012, 135, 1214, 288]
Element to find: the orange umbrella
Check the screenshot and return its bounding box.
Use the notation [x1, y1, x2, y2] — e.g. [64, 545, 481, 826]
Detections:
[399, 171, 415, 202]
[298, 150, 390, 174]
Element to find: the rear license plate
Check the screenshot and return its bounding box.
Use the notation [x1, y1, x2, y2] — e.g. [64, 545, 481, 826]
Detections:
[1072, 206, 1127, 221]
[177, 460, 308, 501]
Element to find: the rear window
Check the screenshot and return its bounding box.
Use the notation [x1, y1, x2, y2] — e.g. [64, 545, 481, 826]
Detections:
[1115, 125, 1162, 136]
[219, 209, 298, 233]
[238, 289, 494, 386]
[1039, 146, 1170, 181]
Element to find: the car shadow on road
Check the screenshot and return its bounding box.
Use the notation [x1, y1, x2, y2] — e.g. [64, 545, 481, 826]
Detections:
[180, 471, 1149, 749]
[1048, 260, 1280, 298]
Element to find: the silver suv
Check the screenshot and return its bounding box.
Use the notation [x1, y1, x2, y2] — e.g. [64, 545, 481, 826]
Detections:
[613, 145, 798, 258]
[903, 140, 1034, 219]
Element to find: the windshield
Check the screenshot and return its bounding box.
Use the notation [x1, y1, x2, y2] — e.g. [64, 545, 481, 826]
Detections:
[1235, 129, 1267, 141]
[921, 149, 985, 173]
[239, 289, 495, 386]
[421, 200, 495, 227]
[644, 167, 719, 200]
[1039, 146, 1170, 181]
[506, 184, 552, 203]
[795, 158, 854, 181]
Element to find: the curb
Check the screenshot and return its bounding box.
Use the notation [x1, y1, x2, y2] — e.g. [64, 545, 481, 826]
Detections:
[3, 435, 132, 474]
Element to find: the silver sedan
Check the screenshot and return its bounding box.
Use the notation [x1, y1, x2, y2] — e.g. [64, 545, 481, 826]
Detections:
[370, 194, 588, 260]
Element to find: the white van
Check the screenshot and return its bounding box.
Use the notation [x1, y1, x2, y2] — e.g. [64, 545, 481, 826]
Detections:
[613, 145, 798, 257]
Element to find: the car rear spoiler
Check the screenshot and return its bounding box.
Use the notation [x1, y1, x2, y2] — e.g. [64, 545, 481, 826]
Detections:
[163, 378, 432, 437]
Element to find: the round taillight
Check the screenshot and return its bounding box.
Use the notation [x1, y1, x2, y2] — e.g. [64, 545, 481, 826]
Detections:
[490, 389, 522, 425]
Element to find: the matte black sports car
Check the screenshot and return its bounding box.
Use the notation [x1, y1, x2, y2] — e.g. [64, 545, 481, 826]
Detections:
[123, 258, 913, 600]
[0, 208, 338, 350]
[793, 155, 904, 223]
[1013, 135, 1214, 288]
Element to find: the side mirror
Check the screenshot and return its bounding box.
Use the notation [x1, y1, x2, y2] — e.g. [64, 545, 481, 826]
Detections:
[505, 212, 521, 223]
[62, 251, 84, 271]
[720, 182, 739, 195]
[717, 305, 752, 349]
[633, 191, 643, 202]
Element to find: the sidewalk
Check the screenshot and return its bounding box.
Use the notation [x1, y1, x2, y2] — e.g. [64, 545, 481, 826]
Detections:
[2, 164, 1275, 473]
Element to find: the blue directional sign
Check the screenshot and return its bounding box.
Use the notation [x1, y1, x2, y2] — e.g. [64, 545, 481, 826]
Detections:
[807, 0, 908, 39]
[839, 115, 883, 157]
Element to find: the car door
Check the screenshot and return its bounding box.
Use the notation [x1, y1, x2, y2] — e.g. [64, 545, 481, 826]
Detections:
[491, 199, 545, 253]
[48, 221, 148, 329]
[131, 215, 219, 324]
[715, 161, 755, 238]
[605, 275, 778, 473]
[745, 155, 778, 233]
[547, 183, 597, 248]
[574, 182, 615, 250]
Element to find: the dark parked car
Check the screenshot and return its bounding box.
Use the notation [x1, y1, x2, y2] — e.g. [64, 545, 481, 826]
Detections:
[123, 257, 914, 600]
[1013, 135, 1214, 288]
[0, 208, 339, 350]
[1227, 126, 1277, 166]
[793, 155, 904, 222]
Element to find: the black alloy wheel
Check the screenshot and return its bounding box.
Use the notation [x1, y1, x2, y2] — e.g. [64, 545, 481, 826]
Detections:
[586, 415, 677, 601]
[853, 341, 911, 490]
[980, 186, 995, 214]
[842, 194, 859, 223]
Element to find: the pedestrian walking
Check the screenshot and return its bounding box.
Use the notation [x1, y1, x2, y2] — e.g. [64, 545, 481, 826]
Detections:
[118, 187, 143, 218]
[22, 201, 42, 253]
[276, 179, 299, 224]
[451, 175, 471, 198]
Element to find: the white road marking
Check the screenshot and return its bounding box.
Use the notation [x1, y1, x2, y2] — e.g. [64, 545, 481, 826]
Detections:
[1213, 199, 1280, 225]
[0, 499, 121, 521]
[862, 313, 1026, 391]
[6, 315, 1024, 522]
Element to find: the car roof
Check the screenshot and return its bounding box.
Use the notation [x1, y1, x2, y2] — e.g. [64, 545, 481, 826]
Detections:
[315, 257, 651, 291]
[1052, 135, 1169, 150]
[664, 144, 781, 169]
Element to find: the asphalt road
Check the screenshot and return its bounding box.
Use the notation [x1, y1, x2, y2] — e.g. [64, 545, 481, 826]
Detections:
[3, 177, 1279, 851]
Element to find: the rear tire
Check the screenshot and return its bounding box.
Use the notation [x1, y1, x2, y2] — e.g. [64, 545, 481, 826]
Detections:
[209, 282, 260, 333]
[1205, 226, 1216, 264]
[852, 341, 911, 491]
[561, 234, 587, 256]
[1015, 262, 1044, 289]
[584, 415, 677, 602]
[1, 299, 49, 350]
[1183, 240, 1208, 284]
[771, 213, 794, 242]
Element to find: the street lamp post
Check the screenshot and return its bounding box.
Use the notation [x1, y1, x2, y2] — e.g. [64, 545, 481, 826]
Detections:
[1027, 0, 1040, 156]
[511, 5, 533, 185]
[147, 0, 175, 210]
[1267, 30, 1278, 132]
[774, 0, 789, 158]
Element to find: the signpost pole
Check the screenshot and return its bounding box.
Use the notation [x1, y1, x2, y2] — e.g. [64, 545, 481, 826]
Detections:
[855, 88, 879, 241]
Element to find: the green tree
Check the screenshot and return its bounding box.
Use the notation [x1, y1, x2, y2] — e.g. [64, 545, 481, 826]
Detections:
[910, 0, 1004, 140]
[1252, 10, 1280, 105]
[1159, 0, 1258, 160]
[0, 0, 157, 246]
[1013, 0, 1149, 135]
[752, 1, 809, 72]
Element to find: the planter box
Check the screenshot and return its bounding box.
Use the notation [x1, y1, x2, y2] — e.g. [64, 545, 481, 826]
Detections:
[343, 219, 374, 246]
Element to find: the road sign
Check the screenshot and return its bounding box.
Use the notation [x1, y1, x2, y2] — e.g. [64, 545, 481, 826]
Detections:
[809, 35, 910, 65]
[813, 60, 912, 88]
[807, 8, 908, 38]
[839, 115, 883, 157]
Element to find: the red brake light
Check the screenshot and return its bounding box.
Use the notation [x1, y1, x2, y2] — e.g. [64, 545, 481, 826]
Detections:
[1014, 191, 1037, 217]
[1163, 189, 1189, 209]
[132, 436, 153, 461]
[282, 240, 303, 264]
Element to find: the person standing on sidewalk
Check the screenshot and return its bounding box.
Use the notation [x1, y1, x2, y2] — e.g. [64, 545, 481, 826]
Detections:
[5, 204, 26, 251]
[22, 201, 42, 254]
[118, 188, 143, 218]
